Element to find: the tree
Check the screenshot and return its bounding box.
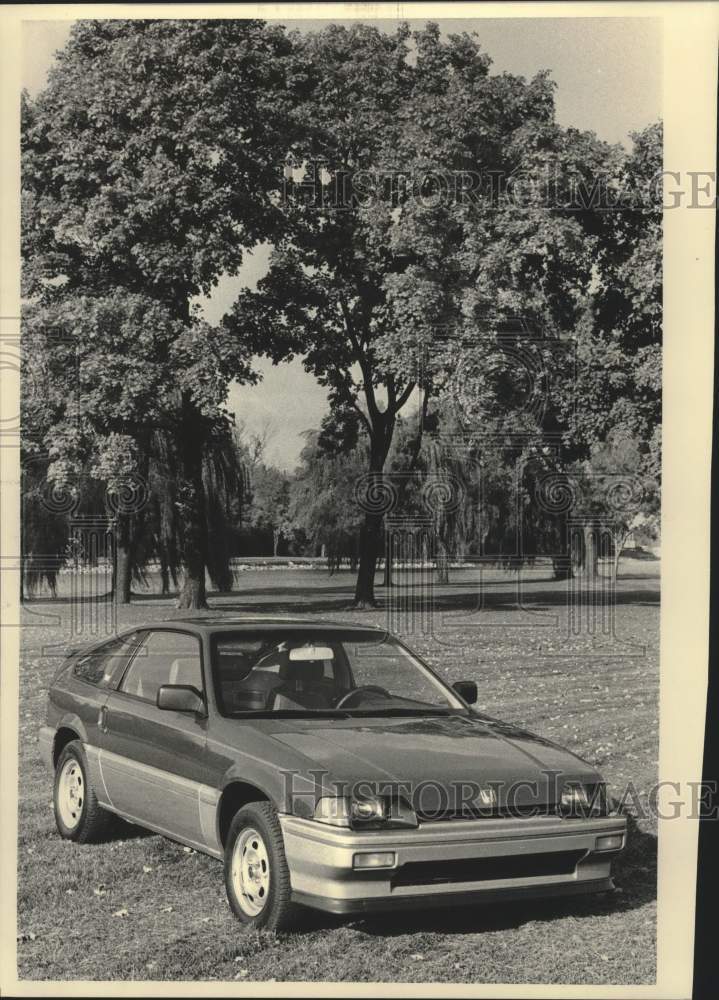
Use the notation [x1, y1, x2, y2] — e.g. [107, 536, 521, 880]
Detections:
[22, 293, 249, 601]
[567, 124, 662, 455]
[227, 23, 582, 606]
[553, 123, 662, 576]
[396, 111, 659, 580]
[289, 424, 366, 572]
[578, 431, 656, 581]
[248, 465, 292, 556]
[22, 19, 299, 606]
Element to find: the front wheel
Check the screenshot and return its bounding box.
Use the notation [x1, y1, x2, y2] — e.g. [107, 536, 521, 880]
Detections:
[53, 740, 110, 843]
[224, 802, 297, 931]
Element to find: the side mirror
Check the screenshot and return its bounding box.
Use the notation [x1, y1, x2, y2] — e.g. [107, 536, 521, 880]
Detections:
[453, 680, 478, 705]
[157, 684, 205, 715]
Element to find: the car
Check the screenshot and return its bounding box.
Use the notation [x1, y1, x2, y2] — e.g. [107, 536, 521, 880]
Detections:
[40, 616, 627, 931]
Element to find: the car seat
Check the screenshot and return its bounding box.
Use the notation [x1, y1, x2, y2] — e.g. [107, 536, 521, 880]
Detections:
[267, 660, 332, 711]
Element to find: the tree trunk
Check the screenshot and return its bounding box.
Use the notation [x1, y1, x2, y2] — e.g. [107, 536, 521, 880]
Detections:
[176, 397, 209, 610]
[353, 438, 389, 608]
[160, 555, 170, 596]
[115, 543, 132, 604]
[273, 529, 280, 557]
[354, 514, 382, 607]
[552, 556, 573, 581]
[572, 523, 598, 580]
[113, 516, 132, 604]
[436, 541, 450, 585]
[381, 551, 392, 587]
[611, 530, 628, 582]
[177, 568, 206, 609]
[583, 524, 598, 579]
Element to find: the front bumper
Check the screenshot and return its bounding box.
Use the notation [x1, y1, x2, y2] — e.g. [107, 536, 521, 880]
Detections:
[280, 812, 627, 915]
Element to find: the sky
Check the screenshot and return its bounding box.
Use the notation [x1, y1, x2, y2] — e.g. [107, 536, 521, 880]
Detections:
[22, 16, 662, 470]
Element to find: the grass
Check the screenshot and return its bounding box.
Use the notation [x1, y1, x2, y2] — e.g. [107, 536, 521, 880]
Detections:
[16, 563, 659, 984]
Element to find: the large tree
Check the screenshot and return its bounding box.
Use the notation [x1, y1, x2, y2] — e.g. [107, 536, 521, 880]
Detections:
[22, 19, 300, 606]
[226, 22, 588, 606]
[384, 105, 654, 580]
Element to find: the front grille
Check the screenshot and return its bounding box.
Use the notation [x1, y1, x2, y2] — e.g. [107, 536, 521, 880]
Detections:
[390, 850, 585, 888]
[416, 802, 560, 823]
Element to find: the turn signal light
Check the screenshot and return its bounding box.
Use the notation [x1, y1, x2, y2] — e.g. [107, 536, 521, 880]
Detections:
[596, 834, 624, 852]
[352, 852, 397, 870]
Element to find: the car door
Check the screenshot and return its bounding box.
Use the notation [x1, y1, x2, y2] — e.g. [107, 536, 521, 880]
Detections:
[59, 631, 145, 799]
[98, 628, 209, 848]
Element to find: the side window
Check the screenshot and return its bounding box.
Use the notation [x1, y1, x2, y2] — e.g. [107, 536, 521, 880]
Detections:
[73, 633, 141, 688]
[120, 631, 203, 704]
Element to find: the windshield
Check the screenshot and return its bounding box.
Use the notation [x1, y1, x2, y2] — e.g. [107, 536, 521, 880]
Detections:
[210, 630, 466, 717]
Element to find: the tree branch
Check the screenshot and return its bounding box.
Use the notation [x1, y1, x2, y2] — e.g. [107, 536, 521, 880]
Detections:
[338, 294, 382, 428]
[393, 380, 416, 415]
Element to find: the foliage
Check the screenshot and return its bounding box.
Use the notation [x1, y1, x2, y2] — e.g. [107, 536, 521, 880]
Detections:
[21, 19, 302, 604]
[566, 123, 662, 472]
[22, 19, 299, 304]
[289, 429, 367, 570]
[21, 21, 662, 596]
[224, 23, 613, 602]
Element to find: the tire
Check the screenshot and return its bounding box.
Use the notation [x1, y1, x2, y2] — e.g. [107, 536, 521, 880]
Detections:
[53, 740, 110, 843]
[224, 802, 298, 932]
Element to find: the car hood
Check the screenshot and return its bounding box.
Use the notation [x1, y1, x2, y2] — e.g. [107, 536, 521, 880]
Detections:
[267, 712, 600, 811]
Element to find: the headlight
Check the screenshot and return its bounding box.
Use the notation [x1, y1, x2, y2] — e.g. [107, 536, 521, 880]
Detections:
[314, 795, 418, 829]
[559, 783, 608, 817]
[351, 796, 386, 823]
[313, 797, 351, 827]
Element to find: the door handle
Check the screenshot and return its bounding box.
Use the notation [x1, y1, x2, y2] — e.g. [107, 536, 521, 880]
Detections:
[99, 706, 109, 733]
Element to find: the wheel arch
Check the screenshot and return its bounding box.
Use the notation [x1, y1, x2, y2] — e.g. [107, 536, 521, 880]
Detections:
[52, 722, 85, 766]
[217, 780, 275, 849]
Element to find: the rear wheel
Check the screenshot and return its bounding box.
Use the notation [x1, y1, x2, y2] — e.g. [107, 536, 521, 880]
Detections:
[224, 802, 297, 931]
[53, 740, 110, 843]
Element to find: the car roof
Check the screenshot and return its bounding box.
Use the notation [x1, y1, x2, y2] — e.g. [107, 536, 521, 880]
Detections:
[133, 616, 388, 634]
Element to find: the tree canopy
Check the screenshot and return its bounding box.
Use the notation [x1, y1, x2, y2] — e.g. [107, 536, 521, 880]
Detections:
[22, 20, 662, 602]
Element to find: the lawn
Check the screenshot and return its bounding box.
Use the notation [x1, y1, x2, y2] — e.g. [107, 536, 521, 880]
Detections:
[16, 561, 659, 985]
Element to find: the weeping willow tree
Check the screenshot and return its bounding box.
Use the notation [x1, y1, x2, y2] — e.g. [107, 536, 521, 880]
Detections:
[107, 422, 247, 603]
[20, 424, 248, 604]
[21, 455, 75, 598]
[20, 289, 255, 608]
[423, 434, 480, 584]
[420, 400, 570, 584]
[289, 427, 366, 573]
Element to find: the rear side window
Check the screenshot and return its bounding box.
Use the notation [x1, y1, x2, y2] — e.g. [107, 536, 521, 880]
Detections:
[73, 632, 142, 688]
[119, 630, 203, 704]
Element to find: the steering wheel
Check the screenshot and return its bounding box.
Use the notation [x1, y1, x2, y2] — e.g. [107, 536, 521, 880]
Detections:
[334, 685, 391, 709]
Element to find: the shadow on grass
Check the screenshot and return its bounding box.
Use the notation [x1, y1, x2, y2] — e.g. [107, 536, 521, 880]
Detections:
[286, 815, 656, 939]
[100, 815, 155, 843]
[21, 573, 659, 616]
